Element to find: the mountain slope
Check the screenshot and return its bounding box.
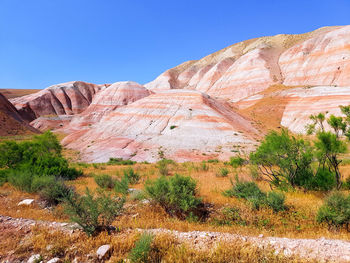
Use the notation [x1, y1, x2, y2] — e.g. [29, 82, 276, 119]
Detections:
[0, 92, 38, 136]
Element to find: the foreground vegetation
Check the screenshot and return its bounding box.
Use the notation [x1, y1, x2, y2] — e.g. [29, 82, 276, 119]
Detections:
[2, 107, 350, 261]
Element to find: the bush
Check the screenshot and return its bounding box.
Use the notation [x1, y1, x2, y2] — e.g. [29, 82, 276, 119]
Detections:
[128, 233, 153, 262]
[7, 169, 34, 192]
[229, 156, 245, 167]
[317, 192, 350, 230]
[224, 180, 266, 210]
[157, 159, 174, 176]
[199, 161, 209, 171]
[216, 167, 229, 177]
[305, 168, 336, 191]
[266, 191, 286, 212]
[31, 175, 56, 192]
[39, 179, 73, 205]
[0, 170, 7, 186]
[145, 174, 204, 219]
[123, 168, 140, 184]
[114, 175, 130, 195]
[0, 131, 82, 192]
[107, 158, 136, 165]
[94, 174, 115, 189]
[207, 159, 219, 163]
[63, 188, 124, 236]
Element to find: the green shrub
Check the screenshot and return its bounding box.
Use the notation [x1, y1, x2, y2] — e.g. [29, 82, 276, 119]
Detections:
[145, 174, 204, 219]
[207, 159, 219, 163]
[199, 161, 209, 171]
[224, 180, 266, 210]
[7, 169, 34, 192]
[0, 131, 82, 192]
[128, 233, 153, 262]
[157, 159, 171, 176]
[129, 190, 147, 201]
[63, 188, 124, 236]
[107, 158, 136, 165]
[266, 191, 286, 212]
[317, 192, 350, 230]
[39, 180, 73, 205]
[229, 156, 245, 167]
[114, 175, 130, 195]
[94, 174, 115, 189]
[31, 175, 56, 192]
[216, 167, 229, 177]
[0, 170, 8, 186]
[250, 129, 313, 189]
[123, 168, 140, 184]
[306, 168, 336, 191]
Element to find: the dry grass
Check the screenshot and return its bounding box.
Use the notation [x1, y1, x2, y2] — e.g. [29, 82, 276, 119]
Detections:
[3, 159, 350, 261]
[0, 225, 316, 263]
[62, 161, 350, 240]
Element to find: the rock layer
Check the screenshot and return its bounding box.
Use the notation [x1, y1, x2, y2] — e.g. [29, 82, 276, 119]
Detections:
[62, 90, 258, 163]
[68, 81, 151, 129]
[10, 81, 106, 122]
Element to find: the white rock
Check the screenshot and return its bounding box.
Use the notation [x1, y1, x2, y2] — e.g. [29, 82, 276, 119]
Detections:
[27, 254, 41, 263]
[96, 244, 111, 259]
[258, 234, 264, 238]
[47, 258, 60, 263]
[18, 199, 34, 206]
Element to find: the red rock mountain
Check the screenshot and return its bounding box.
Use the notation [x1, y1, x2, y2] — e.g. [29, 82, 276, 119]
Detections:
[0, 92, 38, 136]
[8, 25, 350, 162]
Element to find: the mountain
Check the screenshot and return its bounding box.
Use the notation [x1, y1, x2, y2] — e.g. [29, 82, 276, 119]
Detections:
[0, 92, 38, 136]
[8, 25, 350, 162]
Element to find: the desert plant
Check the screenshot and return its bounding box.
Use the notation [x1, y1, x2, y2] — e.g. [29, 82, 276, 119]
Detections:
[250, 129, 313, 189]
[107, 158, 136, 165]
[39, 179, 74, 205]
[128, 233, 153, 262]
[266, 191, 286, 212]
[305, 168, 336, 191]
[156, 159, 174, 176]
[94, 174, 115, 189]
[317, 192, 350, 230]
[123, 167, 140, 184]
[63, 188, 124, 236]
[207, 159, 219, 163]
[229, 156, 246, 168]
[224, 179, 266, 210]
[216, 167, 229, 177]
[0, 170, 7, 186]
[114, 175, 130, 195]
[145, 174, 204, 219]
[199, 161, 209, 171]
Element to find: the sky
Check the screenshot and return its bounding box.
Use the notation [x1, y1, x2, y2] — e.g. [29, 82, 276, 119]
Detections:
[0, 0, 349, 90]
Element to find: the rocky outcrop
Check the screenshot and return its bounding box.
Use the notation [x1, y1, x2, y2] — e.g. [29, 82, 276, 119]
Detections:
[0, 92, 38, 136]
[280, 86, 350, 133]
[280, 26, 350, 87]
[145, 26, 341, 102]
[68, 81, 151, 129]
[62, 90, 258, 163]
[10, 81, 107, 122]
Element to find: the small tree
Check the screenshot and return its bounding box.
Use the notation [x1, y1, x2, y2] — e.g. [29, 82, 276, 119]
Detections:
[250, 129, 313, 188]
[307, 108, 349, 190]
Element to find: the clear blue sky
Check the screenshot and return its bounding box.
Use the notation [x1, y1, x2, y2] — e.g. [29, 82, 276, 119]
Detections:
[1, 0, 349, 90]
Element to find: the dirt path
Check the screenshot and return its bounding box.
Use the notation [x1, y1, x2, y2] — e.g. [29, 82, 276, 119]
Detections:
[2, 215, 350, 262]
